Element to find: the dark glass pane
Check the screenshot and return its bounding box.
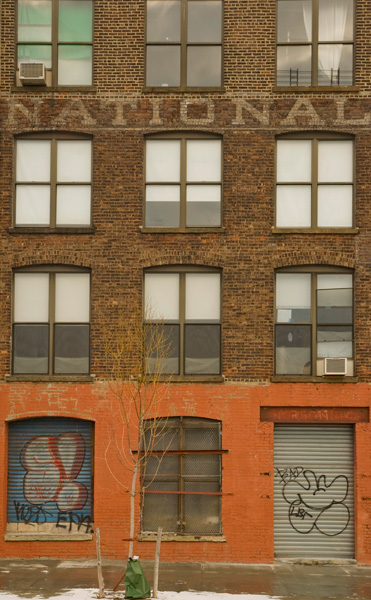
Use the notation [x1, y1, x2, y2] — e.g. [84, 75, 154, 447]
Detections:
[186, 201, 221, 226]
[183, 481, 221, 534]
[146, 46, 180, 87]
[54, 324, 89, 374]
[183, 454, 221, 477]
[184, 426, 220, 450]
[143, 455, 179, 478]
[317, 288, 353, 324]
[144, 419, 180, 451]
[187, 46, 221, 86]
[185, 324, 220, 375]
[275, 324, 311, 375]
[145, 194, 180, 227]
[145, 324, 179, 374]
[147, 0, 181, 42]
[13, 324, 49, 374]
[317, 325, 353, 358]
[188, 1, 222, 43]
[276, 45, 312, 86]
[141, 481, 179, 532]
[277, 0, 312, 43]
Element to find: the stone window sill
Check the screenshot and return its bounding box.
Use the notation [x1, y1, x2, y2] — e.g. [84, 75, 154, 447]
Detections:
[8, 227, 95, 235]
[154, 375, 224, 383]
[12, 86, 97, 93]
[140, 227, 225, 234]
[5, 375, 95, 383]
[272, 227, 359, 235]
[273, 86, 360, 93]
[138, 534, 226, 542]
[5, 533, 92, 542]
[271, 376, 359, 383]
[143, 87, 225, 94]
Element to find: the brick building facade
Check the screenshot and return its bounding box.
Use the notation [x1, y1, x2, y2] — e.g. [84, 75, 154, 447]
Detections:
[1, 0, 371, 564]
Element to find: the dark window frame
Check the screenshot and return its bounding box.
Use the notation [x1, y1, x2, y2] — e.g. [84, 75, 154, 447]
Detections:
[145, 0, 224, 91]
[275, 132, 355, 230]
[144, 265, 222, 379]
[141, 416, 223, 536]
[12, 265, 91, 376]
[276, 0, 355, 87]
[16, 0, 94, 88]
[274, 265, 354, 377]
[14, 132, 93, 229]
[144, 133, 223, 230]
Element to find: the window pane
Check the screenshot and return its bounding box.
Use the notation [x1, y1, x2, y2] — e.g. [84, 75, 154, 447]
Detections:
[58, 0, 93, 42]
[319, 0, 353, 41]
[183, 454, 220, 477]
[183, 481, 221, 534]
[317, 288, 353, 324]
[318, 44, 353, 85]
[56, 185, 91, 225]
[58, 45, 92, 85]
[55, 273, 90, 322]
[143, 455, 179, 477]
[14, 273, 49, 322]
[145, 420, 180, 451]
[187, 46, 221, 86]
[146, 0, 181, 42]
[187, 140, 221, 182]
[145, 273, 179, 320]
[17, 44, 52, 67]
[54, 324, 89, 374]
[188, 1, 222, 43]
[184, 324, 221, 374]
[18, 0, 52, 42]
[186, 185, 221, 227]
[317, 325, 353, 357]
[13, 324, 49, 374]
[146, 140, 181, 182]
[17, 140, 51, 182]
[317, 185, 352, 227]
[275, 324, 311, 374]
[145, 324, 180, 375]
[276, 45, 312, 86]
[277, 140, 311, 182]
[16, 185, 50, 226]
[318, 141, 353, 182]
[317, 274, 352, 289]
[277, 0, 312, 42]
[145, 185, 180, 227]
[276, 273, 311, 322]
[185, 273, 220, 320]
[57, 140, 91, 182]
[276, 185, 311, 227]
[142, 481, 179, 533]
[146, 46, 180, 87]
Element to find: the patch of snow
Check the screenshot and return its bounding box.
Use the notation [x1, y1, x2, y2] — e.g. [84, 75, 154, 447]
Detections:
[0, 590, 281, 600]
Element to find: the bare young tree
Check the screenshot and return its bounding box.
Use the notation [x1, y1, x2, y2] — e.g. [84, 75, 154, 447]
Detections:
[104, 311, 173, 560]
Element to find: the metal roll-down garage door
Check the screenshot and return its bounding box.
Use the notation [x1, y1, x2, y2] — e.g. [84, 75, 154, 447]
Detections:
[274, 425, 354, 559]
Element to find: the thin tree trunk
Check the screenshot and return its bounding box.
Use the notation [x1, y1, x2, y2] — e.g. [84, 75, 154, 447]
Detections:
[128, 460, 140, 559]
[96, 528, 105, 598]
[153, 527, 163, 598]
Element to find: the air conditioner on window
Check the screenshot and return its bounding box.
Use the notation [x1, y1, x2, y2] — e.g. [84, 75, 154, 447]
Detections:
[19, 63, 46, 85]
[324, 357, 347, 376]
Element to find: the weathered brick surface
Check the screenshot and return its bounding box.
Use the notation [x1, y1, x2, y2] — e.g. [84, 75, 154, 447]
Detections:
[1, 0, 371, 563]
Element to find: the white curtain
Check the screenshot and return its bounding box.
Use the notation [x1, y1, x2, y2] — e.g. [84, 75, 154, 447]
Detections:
[317, 0, 349, 76]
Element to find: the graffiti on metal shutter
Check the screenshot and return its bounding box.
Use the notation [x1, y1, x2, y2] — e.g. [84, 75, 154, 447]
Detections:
[275, 468, 350, 537]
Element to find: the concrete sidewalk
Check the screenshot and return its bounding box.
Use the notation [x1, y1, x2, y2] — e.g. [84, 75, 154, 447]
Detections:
[1, 559, 371, 599]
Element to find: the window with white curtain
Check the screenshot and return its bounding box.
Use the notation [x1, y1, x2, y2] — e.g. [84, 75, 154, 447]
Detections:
[13, 268, 90, 375]
[146, 0, 223, 89]
[17, 0, 93, 86]
[275, 268, 353, 376]
[144, 268, 221, 376]
[276, 136, 353, 228]
[15, 136, 92, 227]
[277, 0, 353, 86]
[145, 136, 222, 229]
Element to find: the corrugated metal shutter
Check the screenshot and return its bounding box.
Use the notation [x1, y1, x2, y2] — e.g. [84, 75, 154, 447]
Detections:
[8, 417, 93, 527]
[274, 425, 354, 559]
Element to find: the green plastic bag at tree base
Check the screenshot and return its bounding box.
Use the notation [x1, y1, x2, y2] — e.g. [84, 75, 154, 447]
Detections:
[124, 558, 151, 599]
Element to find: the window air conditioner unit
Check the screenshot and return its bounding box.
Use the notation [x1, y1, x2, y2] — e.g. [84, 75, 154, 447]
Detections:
[19, 63, 46, 85]
[324, 357, 347, 376]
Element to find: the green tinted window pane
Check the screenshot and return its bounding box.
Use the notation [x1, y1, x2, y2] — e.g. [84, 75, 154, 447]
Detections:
[58, 45, 92, 85]
[18, 44, 52, 67]
[59, 0, 93, 42]
[18, 0, 52, 42]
